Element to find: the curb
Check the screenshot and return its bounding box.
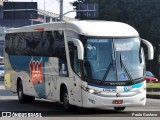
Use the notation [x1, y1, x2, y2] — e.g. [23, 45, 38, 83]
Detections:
[147, 88, 160, 92]
[147, 94, 160, 99]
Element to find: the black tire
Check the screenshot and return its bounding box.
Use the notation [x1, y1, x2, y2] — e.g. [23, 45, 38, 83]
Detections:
[17, 81, 35, 103]
[62, 87, 75, 111]
[114, 107, 125, 111]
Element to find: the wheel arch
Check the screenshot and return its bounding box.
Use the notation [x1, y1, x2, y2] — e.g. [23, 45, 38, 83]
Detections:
[17, 77, 22, 92]
[60, 83, 67, 102]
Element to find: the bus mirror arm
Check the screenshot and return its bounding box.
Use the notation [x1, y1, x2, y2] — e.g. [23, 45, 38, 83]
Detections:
[141, 39, 154, 60]
[69, 38, 84, 60]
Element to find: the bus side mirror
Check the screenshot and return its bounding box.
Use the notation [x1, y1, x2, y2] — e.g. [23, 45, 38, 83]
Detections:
[68, 38, 84, 60]
[141, 39, 154, 60]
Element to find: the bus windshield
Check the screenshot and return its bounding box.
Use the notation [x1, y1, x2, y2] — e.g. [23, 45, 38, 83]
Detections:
[81, 37, 144, 82]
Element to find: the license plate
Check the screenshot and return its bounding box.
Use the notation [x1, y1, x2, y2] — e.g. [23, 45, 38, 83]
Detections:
[112, 100, 123, 104]
[103, 89, 116, 93]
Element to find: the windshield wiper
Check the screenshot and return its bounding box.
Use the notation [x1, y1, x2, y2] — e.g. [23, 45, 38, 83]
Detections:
[100, 55, 114, 84]
[120, 53, 133, 81]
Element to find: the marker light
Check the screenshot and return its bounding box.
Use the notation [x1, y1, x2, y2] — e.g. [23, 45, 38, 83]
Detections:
[34, 28, 44, 31]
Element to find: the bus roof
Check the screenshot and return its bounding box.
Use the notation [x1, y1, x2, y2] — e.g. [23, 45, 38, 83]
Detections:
[6, 20, 139, 37]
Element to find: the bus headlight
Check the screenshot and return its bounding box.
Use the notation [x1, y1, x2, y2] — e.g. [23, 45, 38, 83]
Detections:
[135, 87, 146, 94]
[81, 86, 101, 94]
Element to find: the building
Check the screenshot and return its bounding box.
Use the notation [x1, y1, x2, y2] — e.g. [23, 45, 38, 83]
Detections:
[0, 1, 74, 57]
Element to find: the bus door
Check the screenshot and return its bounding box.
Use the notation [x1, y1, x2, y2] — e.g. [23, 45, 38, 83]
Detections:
[72, 73, 82, 107]
[68, 41, 83, 107]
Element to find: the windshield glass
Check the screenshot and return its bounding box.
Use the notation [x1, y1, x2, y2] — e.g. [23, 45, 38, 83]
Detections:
[81, 37, 143, 82]
[82, 38, 116, 81]
[115, 38, 143, 81]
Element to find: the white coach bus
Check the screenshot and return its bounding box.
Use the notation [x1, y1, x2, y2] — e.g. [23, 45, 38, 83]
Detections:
[4, 21, 154, 111]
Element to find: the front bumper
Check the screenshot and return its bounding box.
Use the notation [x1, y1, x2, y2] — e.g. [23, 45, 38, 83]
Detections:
[82, 90, 146, 109]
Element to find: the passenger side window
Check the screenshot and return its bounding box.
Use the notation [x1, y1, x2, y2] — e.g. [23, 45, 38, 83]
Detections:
[53, 31, 68, 77]
[5, 30, 69, 77]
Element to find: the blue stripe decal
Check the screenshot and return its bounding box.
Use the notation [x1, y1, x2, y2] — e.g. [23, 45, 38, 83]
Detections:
[88, 83, 116, 89]
[124, 82, 144, 92]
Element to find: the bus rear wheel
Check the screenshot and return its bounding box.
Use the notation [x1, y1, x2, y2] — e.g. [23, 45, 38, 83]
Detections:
[62, 87, 75, 111]
[114, 107, 125, 111]
[17, 81, 35, 103]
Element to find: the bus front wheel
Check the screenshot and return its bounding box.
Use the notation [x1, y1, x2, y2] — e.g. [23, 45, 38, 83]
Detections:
[17, 81, 35, 103]
[62, 87, 75, 111]
[114, 107, 125, 111]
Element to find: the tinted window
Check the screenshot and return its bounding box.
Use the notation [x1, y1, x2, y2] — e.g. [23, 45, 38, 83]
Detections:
[5, 31, 65, 57]
[5, 30, 68, 77]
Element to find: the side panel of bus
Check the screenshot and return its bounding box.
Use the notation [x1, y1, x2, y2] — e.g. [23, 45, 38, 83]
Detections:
[4, 30, 66, 99]
[4, 29, 83, 107]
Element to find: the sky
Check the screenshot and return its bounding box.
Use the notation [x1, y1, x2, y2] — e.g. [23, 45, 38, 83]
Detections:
[6, 0, 76, 18]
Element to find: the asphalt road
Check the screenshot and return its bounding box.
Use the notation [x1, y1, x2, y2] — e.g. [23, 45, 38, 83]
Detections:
[0, 80, 160, 118]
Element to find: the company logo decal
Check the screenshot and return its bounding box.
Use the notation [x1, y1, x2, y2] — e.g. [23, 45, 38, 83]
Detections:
[116, 93, 121, 97]
[29, 58, 43, 84]
[124, 82, 144, 92]
[124, 86, 132, 92]
[125, 86, 132, 91]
